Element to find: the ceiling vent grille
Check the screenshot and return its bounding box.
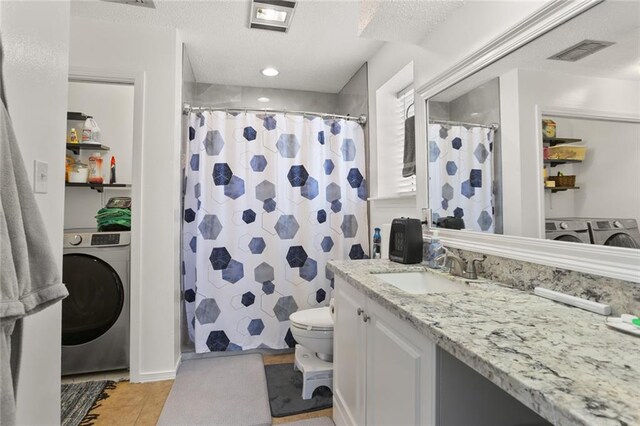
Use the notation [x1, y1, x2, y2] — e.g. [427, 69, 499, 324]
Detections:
[101, 0, 155, 9]
[250, 0, 297, 33]
[548, 39, 614, 62]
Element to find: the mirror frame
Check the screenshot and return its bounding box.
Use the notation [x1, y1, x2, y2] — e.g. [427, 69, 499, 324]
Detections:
[417, 0, 640, 283]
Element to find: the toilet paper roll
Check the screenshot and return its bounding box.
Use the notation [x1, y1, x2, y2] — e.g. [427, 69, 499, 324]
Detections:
[381, 223, 391, 259]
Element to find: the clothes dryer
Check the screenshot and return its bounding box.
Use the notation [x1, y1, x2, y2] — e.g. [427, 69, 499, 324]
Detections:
[585, 218, 640, 249]
[62, 229, 130, 375]
[545, 219, 591, 243]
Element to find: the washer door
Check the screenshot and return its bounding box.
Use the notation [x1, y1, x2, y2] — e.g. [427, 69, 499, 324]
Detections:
[554, 234, 584, 243]
[604, 233, 640, 248]
[62, 254, 125, 346]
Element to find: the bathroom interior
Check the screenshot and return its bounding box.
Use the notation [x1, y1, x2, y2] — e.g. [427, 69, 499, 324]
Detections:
[1, 0, 639, 425]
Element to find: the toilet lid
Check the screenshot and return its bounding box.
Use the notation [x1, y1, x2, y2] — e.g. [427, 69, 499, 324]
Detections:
[290, 307, 333, 329]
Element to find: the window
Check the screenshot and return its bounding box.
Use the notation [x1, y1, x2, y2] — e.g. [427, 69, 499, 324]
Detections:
[375, 73, 416, 198]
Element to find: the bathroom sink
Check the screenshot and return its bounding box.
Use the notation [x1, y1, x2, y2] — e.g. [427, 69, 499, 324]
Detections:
[373, 271, 468, 295]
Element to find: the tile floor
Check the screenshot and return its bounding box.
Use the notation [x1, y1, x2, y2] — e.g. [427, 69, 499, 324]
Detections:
[72, 352, 332, 425]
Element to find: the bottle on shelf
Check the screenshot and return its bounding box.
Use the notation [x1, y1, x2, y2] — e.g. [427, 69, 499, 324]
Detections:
[68, 128, 79, 144]
[109, 156, 117, 184]
[372, 227, 382, 259]
[88, 152, 104, 184]
[82, 116, 101, 144]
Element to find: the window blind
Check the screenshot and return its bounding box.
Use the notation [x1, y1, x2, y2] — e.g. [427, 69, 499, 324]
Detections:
[378, 88, 415, 197]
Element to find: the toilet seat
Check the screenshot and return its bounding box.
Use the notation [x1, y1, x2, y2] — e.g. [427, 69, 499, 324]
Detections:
[290, 307, 333, 331]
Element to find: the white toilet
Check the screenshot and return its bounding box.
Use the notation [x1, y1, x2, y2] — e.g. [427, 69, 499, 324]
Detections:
[289, 303, 335, 400]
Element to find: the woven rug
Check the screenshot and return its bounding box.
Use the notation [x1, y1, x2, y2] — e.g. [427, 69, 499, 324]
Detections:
[265, 363, 332, 417]
[61, 380, 115, 426]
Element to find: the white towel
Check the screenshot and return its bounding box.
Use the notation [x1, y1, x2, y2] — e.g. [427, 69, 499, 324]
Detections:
[0, 98, 68, 425]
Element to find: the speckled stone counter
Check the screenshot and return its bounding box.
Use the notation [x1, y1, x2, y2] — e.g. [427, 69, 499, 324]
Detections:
[327, 259, 640, 426]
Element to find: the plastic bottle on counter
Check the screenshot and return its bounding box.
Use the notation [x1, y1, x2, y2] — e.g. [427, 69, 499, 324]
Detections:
[372, 227, 382, 259]
[88, 152, 104, 184]
[427, 230, 445, 269]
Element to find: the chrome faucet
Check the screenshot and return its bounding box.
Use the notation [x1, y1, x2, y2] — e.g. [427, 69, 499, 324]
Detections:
[441, 249, 485, 280]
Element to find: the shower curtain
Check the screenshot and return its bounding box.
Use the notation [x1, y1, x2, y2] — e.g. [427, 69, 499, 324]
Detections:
[183, 111, 368, 353]
[428, 124, 494, 233]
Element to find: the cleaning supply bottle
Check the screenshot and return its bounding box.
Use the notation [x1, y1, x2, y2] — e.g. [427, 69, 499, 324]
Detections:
[88, 152, 104, 184]
[68, 128, 79, 144]
[427, 230, 445, 269]
[109, 156, 117, 184]
[372, 227, 382, 259]
[82, 116, 101, 144]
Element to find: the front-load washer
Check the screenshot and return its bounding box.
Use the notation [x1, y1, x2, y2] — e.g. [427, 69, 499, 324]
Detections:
[585, 218, 640, 249]
[545, 219, 591, 243]
[62, 229, 130, 375]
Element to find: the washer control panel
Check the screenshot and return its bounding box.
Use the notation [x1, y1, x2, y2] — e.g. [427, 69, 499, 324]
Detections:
[63, 229, 131, 248]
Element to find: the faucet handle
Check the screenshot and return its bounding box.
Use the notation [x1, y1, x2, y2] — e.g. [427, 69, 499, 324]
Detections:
[466, 257, 486, 274]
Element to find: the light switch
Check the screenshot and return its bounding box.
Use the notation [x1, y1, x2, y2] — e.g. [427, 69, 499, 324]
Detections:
[34, 160, 48, 194]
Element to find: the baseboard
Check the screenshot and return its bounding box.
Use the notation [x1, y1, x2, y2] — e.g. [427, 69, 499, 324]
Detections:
[136, 355, 181, 382]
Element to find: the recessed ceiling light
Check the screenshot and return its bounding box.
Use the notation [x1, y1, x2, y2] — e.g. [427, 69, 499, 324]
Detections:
[257, 97, 271, 103]
[261, 67, 279, 77]
[250, 0, 296, 33]
[470, 112, 480, 117]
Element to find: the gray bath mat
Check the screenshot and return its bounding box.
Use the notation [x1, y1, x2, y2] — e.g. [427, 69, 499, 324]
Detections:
[158, 354, 271, 426]
[265, 363, 333, 418]
[61, 380, 115, 426]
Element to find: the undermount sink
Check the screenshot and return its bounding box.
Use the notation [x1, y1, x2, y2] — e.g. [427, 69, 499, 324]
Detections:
[373, 271, 469, 294]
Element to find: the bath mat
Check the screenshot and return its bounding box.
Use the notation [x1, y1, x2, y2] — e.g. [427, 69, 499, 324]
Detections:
[265, 363, 333, 417]
[61, 380, 115, 426]
[158, 354, 271, 426]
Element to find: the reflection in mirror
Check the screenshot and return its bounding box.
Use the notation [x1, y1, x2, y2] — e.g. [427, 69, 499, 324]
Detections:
[426, 0, 640, 251]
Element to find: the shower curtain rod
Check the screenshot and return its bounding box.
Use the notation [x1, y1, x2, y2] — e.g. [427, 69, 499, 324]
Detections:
[430, 119, 499, 131]
[182, 103, 367, 125]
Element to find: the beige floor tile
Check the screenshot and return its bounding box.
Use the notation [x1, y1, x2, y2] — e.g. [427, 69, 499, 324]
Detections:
[263, 352, 295, 365]
[134, 401, 166, 426]
[272, 407, 333, 424]
[92, 403, 143, 426]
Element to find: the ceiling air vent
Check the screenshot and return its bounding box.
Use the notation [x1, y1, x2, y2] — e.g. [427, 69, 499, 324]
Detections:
[250, 0, 297, 33]
[548, 39, 614, 62]
[101, 0, 155, 9]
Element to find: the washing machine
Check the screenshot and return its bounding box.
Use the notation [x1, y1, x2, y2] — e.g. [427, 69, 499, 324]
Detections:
[545, 219, 591, 243]
[585, 218, 640, 249]
[62, 229, 130, 375]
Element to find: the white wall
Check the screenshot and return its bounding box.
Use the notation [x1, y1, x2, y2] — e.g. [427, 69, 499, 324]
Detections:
[365, 1, 549, 234]
[512, 69, 640, 237]
[543, 117, 640, 223]
[69, 17, 183, 381]
[1, 0, 70, 424]
[65, 81, 134, 229]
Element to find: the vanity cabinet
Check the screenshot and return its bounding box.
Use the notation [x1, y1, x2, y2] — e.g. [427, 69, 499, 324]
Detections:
[333, 277, 436, 426]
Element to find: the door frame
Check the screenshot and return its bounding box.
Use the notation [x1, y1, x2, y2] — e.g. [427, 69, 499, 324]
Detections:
[67, 66, 145, 381]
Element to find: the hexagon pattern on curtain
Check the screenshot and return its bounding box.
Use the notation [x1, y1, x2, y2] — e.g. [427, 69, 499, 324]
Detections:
[183, 111, 368, 353]
[428, 124, 494, 233]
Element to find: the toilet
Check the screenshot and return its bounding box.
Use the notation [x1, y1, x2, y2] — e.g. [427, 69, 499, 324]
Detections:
[289, 303, 335, 400]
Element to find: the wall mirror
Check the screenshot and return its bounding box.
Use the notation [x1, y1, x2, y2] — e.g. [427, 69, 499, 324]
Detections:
[419, 0, 640, 282]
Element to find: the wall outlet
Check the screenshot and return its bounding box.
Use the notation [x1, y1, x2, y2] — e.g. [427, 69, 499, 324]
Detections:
[34, 160, 48, 194]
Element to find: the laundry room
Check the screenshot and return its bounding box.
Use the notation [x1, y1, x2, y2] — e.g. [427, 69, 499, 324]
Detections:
[62, 80, 134, 378]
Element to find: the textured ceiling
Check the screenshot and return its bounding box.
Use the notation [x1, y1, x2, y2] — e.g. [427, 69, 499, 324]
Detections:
[358, 0, 464, 44]
[432, 0, 640, 102]
[70, 0, 468, 93]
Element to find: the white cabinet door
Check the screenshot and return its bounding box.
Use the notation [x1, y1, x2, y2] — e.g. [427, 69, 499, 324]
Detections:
[334, 279, 367, 426]
[334, 277, 436, 426]
[366, 299, 436, 426]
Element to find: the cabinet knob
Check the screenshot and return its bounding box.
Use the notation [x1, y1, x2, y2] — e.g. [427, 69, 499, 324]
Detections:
[362, 314, 370, 323]
[357, 307, 364, 316]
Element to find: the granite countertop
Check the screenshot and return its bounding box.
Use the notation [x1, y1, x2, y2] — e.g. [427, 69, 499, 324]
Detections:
[327, 259, 640, 426]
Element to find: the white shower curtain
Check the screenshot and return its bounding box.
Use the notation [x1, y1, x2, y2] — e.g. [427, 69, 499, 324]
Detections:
[428, 124, 494, 233]
[183, 111, 369, 353]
